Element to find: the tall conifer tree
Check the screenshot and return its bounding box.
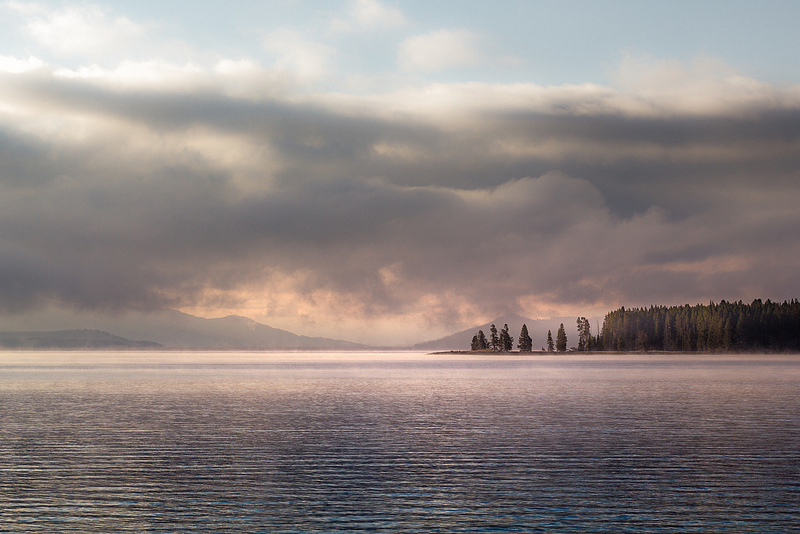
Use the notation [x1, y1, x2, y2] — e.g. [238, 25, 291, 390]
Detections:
[490, 324, 499, 352]
[556, 323, 567, 352]
[500, 324, 513, 351]
[477, 330, 487, 350]
[577, 317, 591, 351]
[518, 324, 533, 352]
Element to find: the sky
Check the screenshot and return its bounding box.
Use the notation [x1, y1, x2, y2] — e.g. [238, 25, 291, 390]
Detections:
[1, 0, 800, 345]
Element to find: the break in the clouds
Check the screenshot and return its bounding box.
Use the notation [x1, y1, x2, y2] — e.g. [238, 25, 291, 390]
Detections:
[0, 1, 799, 344]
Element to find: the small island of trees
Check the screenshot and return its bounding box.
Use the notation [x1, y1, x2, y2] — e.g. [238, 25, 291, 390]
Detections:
[470, 321, 579, 353]
[471, 323, 520, 352]
[468, 299, 800, 353]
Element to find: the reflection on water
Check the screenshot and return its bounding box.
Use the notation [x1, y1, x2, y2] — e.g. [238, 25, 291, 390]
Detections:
[1, 352, 799, 532]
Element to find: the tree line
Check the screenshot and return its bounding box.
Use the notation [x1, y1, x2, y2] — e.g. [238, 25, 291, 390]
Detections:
[468, 299, 800, 352]
[599, 299, 800, 352]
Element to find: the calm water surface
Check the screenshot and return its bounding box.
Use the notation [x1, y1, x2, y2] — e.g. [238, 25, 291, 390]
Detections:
[1, 351, 799, 532]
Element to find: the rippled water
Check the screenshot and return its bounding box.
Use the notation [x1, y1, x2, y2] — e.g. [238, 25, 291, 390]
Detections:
[1, 351, 799, 532]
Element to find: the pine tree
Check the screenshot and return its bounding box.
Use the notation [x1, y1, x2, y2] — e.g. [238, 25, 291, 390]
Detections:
[500, 323, 513, 351]
[490, 324, 500, 352]
[477, 330, 487, 350]
[470, 335, 480, 351]
[546, 330, 554, 352]
[556, 323, 567, 352]
[577, 317, 591, 351]
[518, 324, 533, 352]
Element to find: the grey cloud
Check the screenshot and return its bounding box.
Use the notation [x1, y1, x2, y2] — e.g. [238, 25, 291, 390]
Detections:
[9, 74, 800, 194]
[1, 70, 800, 334]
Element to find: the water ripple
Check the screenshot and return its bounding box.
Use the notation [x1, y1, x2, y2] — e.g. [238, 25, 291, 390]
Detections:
[1, 353, 799, 532]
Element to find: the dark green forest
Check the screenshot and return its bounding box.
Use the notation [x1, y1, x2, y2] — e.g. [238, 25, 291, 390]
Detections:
[599, 299, 800, 352]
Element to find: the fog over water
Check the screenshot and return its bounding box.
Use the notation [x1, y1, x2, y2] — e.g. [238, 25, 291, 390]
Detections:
[2, 351, 798, 532]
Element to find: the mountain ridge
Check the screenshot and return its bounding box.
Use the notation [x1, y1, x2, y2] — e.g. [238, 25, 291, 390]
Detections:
[0, 308, 599, 351]
[96, 309, 371, 350]
[0, 308, 370, 350]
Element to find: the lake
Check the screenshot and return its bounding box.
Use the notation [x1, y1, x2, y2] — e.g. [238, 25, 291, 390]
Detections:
[1, 351, 799, 532]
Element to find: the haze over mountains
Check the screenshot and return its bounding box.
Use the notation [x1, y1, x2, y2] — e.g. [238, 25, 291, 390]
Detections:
[0, 330, 161, 349]
[0, 308, 594, 350]
[0, 308, 366, 350]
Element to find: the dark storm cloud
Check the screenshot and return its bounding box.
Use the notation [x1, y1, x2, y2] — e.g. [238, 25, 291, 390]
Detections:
[1, 68, 800, 327]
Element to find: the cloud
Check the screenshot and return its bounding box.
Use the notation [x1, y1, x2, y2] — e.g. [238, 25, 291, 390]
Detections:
[10, 2, 145, 56]
[1, 57, 800, 342]
[331, 0, 407, 32]
[0, 54, 45, 73]
[398, 30, 484, 72]
[53, 60, 205, 91]
[610, 52, 793, 115]
[263, 29, 336, 83]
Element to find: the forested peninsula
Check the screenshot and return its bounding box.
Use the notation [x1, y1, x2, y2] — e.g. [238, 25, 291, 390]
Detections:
[469, 300, 800, 353]
[600, 299, 800, 352]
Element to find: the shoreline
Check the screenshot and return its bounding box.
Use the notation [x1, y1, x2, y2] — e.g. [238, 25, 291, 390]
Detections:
[428, 349, 800, 355]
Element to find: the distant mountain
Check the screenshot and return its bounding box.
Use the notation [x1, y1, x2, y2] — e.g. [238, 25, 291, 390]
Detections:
[0, 329, 161, 349]
[75, 309, 367, 350]
[413, 313, 597, 351]
[0, 308, 369, 350]
[123, 310, 369, 350]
